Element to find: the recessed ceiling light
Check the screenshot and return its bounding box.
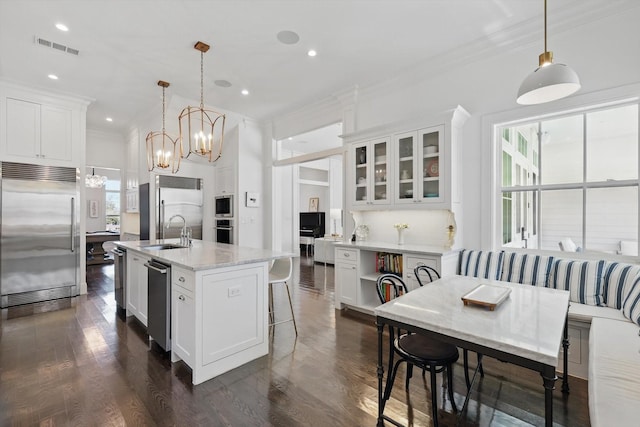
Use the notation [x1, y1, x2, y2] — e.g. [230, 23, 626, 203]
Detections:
[277, 30, 300, 45]
[55, 23, 69, 32]
[288, 137, 293, 140]
[241, 89, 249, 96]
[106, 117, 113, 122]
[48, 74, 58, 80]
[214, 79, 232, 88]
[307, 49, 317, 57]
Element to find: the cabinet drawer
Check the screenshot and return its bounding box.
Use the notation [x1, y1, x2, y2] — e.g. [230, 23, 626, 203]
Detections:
[172, 266, 194, 293]
[336, 248, 358, 264]
[404, 255, 439, 281]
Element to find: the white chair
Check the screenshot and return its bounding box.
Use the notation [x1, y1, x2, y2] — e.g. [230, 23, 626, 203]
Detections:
[268, 257, 297, 336]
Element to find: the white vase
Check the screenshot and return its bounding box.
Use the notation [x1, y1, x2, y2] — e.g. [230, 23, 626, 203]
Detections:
[397, 228, 404, 245]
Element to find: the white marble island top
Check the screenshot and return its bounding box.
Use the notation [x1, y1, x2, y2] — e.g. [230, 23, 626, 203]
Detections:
[375, 275, 570, 367]
[114, 239, 291, 271]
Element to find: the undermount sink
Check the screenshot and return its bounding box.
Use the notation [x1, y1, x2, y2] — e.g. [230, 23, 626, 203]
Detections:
[141, 244, 186, 250]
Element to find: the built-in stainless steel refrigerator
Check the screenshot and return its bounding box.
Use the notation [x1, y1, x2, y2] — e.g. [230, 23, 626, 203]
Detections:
[140, 175, 203, 240]
[0, 162, 80, 308]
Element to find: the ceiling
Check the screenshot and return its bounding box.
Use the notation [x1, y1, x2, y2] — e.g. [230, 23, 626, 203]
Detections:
[0, 1, 630, 135]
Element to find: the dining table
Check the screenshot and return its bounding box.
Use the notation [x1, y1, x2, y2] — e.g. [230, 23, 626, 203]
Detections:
[374, 274, 570, 427]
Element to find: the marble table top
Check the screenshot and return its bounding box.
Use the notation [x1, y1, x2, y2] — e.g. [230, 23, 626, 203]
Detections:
[374, 275, 570, 367]
[114, 239, 292, 272]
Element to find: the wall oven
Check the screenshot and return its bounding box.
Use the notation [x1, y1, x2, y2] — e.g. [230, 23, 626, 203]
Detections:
[215, 219, 234, 244]
[214, 195, 233, 218]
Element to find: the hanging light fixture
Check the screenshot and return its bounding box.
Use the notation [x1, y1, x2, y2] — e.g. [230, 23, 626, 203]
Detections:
[85, 168, 107, 188]
[146, 80, 181, 173]
[516, 0, 581, 105]
[179, 41, 226, 162]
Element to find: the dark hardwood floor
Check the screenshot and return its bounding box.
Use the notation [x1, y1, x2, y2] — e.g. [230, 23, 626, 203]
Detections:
[0, 253, 590, 426]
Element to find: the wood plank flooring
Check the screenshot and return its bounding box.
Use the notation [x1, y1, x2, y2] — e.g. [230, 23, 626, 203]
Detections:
[0, 254, 590, 426]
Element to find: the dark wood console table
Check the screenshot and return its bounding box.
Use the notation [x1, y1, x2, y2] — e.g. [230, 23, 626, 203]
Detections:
[86, 231, 120, 265]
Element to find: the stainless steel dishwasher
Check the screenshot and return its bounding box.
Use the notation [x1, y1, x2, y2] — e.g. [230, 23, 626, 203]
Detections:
[145, 259, 171, 351]
[111, 247, 126, 314]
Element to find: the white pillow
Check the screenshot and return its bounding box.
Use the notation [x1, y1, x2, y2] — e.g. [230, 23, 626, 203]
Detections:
[622, 275, 640, 326]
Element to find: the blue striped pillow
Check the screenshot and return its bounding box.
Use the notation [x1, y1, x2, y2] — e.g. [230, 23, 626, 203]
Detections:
[501, 252, 554, 286]
[622, 275, 640, 326]
[550, 259, 605, 306]
[602, 262, 640, 309]
[459, 250, 504, 280]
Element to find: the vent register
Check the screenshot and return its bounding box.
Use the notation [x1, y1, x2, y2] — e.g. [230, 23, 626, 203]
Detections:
[35, 35, 80, 56]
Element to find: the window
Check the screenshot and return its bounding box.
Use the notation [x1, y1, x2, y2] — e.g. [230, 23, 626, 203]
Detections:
[498, 102, 639, 254]
[105, 178, 120, 232]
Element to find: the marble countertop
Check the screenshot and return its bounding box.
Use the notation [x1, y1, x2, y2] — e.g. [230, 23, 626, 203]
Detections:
[114, 239, 292, 271]
[375, 275, 570, 367]
[334, 240, 457, 256]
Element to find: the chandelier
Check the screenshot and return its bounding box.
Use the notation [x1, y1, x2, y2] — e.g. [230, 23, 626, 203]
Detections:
[516, 0, 580, 104]
[146, 80, 181, 173]
[178, 41, 226, 163]
[85, 168, 107, 188]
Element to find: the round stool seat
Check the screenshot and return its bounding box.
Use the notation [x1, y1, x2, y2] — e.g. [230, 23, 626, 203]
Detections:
[397, 333, 459, 364]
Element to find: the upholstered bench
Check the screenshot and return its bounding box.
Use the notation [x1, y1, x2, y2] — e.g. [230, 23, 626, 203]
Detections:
[588, 317, 640, 427]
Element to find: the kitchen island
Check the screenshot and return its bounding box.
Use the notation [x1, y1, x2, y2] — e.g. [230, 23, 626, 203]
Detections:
[115, 239, 290, 385]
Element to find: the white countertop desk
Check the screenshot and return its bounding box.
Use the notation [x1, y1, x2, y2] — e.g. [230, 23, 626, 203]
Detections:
[374, 275, 570, 427]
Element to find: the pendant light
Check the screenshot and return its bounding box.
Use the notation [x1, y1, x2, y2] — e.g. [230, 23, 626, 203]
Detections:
[178, 41, 226, 163]
[146, 80, 181, 173]
[516, 0, 581, 105]
[85, 167, 107, 188]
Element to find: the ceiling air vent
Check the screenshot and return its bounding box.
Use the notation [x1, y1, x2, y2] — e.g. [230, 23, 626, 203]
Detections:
[34, 35, 80, 56]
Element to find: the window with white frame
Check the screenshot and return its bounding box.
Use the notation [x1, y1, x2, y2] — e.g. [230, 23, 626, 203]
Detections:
[105, 178, 120, 232]
[498, 102, 639, 255]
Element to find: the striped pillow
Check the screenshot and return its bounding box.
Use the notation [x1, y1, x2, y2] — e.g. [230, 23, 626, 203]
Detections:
[602, 262, 640, 309]
[501, 252, 554, 286]
[550, 259, 605, 306]
[459, 250, 504, 280]
[622, 275, 640, 326]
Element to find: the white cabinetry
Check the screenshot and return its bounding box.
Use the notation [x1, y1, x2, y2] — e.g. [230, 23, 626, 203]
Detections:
[344, 106, 468, 212]
[351, 137, 391, 206]
[334, 243, 459, 314]
[215, 165, 234, 195]
[393, 126, 443, 205]
[169, 261, 269, 385]
[171, 266, 195, 366]
[335, 248, 359, 308]
[125, 189, 139, 213]
[3, 98, 74, 164]
[126, 251, 150, 326]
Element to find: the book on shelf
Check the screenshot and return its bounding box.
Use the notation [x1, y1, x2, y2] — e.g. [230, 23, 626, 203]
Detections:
[380, 280, 404, 302]
[376, 252, 403, 275]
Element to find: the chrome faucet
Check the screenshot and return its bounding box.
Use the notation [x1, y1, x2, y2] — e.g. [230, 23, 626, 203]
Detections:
[166, 214, 192, 246]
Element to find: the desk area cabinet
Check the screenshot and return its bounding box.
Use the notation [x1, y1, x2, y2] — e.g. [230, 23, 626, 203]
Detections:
[334, 241, 459, 313]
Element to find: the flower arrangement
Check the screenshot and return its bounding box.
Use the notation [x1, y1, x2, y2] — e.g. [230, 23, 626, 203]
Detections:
[393, 223, 409, 230]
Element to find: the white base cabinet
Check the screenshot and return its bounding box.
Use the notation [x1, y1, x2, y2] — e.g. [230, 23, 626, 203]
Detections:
[126, 252, 150, 326]
[334, 242, 459, 314]
[171, 262, 269, 385]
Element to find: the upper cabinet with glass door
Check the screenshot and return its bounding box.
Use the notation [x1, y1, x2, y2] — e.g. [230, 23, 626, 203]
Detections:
[352, 138, 391, 206]
[344, 105, 469, 212]
[393, 126, 443, 204]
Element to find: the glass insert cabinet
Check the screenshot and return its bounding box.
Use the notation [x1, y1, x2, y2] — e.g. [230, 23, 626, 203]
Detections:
[394, 126, 443, 204]
[345, 105, 469, 212]
[353, 137, 390, 206]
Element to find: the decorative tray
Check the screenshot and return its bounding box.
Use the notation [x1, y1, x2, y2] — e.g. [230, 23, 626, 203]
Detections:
[461, 284, 511, 311]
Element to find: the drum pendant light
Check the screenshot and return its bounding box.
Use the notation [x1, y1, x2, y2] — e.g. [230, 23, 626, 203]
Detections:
[517, 0, 580, 105]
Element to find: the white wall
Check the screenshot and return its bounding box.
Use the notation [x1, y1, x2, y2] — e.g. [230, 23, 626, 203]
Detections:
[270, 7, 640, 250]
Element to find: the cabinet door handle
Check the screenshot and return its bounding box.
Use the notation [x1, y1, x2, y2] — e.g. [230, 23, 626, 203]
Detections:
[351, 266, 356, 270]
[178, 295, 185, 301]
[179, 276, 185, 282]
[343, 253, 350, 257]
